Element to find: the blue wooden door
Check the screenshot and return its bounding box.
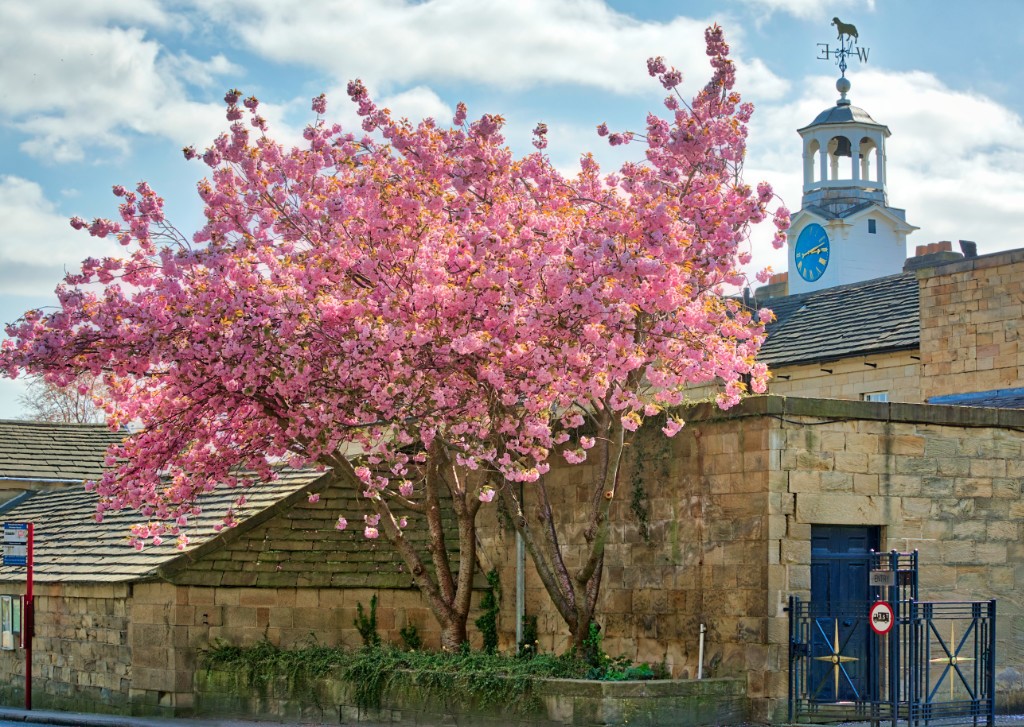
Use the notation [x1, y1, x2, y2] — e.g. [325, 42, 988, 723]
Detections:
[809, 525, 879, 702]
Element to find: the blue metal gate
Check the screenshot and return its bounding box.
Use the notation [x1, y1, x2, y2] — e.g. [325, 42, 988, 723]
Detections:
[809, 526, 880, 703]
[788, 550, 996, 726]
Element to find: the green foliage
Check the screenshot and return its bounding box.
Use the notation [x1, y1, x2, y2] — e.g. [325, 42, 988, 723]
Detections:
[567, 622, 666, 680]
[518, 614, 539, 658]
[628, 427, 674, 543]
[580, 622, 608, 670]
[354, 595, 381, 648]
[201, 641, 630, 713]
[629, 475, 651, 541]
[399, 623, 422, 651]
[474, 568, 501, 654]
[199, 636, 343, 706]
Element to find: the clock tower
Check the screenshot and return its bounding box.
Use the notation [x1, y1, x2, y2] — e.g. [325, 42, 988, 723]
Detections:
[788, 22, 917, 294]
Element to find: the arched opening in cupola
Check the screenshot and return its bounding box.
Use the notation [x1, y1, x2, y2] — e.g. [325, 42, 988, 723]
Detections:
[827, 135, 854, 180]
[858, 137, 878, 183]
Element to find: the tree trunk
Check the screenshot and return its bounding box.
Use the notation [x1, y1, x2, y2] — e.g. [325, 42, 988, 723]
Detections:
[325, 449, 480, 652]
[498, 413, 625, 657]
[439, 618, 468, 652]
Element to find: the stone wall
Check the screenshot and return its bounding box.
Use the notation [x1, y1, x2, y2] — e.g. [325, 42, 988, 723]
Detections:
[768, 350, 921, 402]
[3, 396, 1024, 723]
[919, 248, 1024, 400]
[486, 396, 1024, 722]
[480, 409, 776, 719]
[761, 397, 1024, 718]
[128, 582, 439, 714]
[0, 583, 131, 714]
[0, 580, 454, 716]
[194, 667, 749, 727]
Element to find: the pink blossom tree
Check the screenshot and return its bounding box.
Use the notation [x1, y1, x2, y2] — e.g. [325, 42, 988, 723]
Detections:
[1, 25, 787, 651]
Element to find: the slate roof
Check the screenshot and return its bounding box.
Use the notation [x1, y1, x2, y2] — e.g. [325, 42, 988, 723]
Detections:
[0, 469, 327, 583]
[802, 103, 886, 129]
[929, 388, 1024, 409]
[758, 272, 920, 368]
[0, 420, 125, 483]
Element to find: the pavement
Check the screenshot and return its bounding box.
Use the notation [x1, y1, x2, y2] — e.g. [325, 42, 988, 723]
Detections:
[0, 708, 336, 727]
[2, 706, 1024, 726]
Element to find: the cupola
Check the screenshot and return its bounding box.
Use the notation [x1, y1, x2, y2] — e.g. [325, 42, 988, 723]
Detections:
[787, 74, 918, 294]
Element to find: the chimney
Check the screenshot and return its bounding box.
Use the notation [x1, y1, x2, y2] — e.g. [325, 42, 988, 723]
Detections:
[904, 240, 964, 271]
[959, 240, 978, 258]
[754, 271, 788, 301]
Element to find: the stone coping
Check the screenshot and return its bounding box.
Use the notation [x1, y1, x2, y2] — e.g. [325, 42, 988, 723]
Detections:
[681, 394, 1024, 430]
[915, 245, 1024, 278]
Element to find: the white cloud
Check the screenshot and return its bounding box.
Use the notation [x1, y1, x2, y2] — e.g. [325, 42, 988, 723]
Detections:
[0, 4, 234, 162]
[186, 0, 785, 101]
[165, 52, 244, 89]
[0, 176, 122, 295]
[736, 0, 875, 22]
[379, 87, 453, 124]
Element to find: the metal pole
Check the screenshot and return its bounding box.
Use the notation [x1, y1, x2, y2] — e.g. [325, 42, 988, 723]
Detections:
[697, 623, 706, 679]
[787, 595, 796, 724]
[24, 523, 33, 711]
[515, 530, 524, 651]
[515, 483, 525, 653]
[988, 600, 997, 727]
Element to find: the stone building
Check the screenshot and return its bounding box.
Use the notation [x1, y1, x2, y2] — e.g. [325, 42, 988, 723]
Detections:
[0, 420, 124, 502]
[484, 396, 1024, 723]
[2, 397, 1021, 724]
[0, 468, 447, 716]
[760, 246, 1024, 408]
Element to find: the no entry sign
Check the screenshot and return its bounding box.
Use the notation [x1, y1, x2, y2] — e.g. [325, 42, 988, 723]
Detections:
[870, 600, 894, 635]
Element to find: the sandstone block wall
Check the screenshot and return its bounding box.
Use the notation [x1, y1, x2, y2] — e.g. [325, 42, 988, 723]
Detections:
[4, 396, 1024, 724]
[768, 351, 921, 402]
[0, 583, 132, 714]
[481, 410, 775, 717]
[919, 248, 1024, 400]
[765, 397, 1024, 719]
[128, 581, 440, 714]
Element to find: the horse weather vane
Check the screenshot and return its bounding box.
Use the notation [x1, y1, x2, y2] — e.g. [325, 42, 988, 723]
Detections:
[817, 17, 870, 78]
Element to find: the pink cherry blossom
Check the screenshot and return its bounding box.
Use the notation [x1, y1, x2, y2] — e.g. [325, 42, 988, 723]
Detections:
[0, 24, 785, 650]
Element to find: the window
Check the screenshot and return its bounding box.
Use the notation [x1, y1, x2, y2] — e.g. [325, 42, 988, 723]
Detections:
[862, 391, 888, 402]
[868, 219, 877, 234]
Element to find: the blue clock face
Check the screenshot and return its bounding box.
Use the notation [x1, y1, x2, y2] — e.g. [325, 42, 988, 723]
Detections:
[795, 223, 830, 282]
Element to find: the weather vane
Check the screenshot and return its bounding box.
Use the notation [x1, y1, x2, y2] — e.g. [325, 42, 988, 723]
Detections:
[817, 17, 870, 79]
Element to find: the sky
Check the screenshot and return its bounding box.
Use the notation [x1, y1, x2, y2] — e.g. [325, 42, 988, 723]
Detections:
[2, 0, 1023, 418]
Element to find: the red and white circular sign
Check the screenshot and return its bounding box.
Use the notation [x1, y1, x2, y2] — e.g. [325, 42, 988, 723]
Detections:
[869, 601, 895, 635]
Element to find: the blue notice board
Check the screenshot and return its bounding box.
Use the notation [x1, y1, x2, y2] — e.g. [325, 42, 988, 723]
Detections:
[2, 523, 28, 567]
